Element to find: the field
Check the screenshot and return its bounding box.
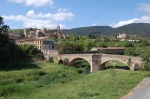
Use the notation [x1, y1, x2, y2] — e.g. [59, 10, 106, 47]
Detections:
[0, 61, 149, 99]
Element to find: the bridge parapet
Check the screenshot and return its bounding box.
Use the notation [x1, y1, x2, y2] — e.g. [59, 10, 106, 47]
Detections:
[58, 54, 93, 62]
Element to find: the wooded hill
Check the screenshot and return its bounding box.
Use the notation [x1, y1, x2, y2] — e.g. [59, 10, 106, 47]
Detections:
[61, 23, 150, 37]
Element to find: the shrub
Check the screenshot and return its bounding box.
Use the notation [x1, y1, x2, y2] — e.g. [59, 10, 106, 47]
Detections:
[76, 68, 84, 74]
[38, 71, 47, 76]
[124, 42, 133, 47]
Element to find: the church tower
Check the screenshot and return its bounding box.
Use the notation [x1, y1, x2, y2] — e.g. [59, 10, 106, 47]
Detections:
[57, 25, 60, 34]
[24, 28, 29, 38]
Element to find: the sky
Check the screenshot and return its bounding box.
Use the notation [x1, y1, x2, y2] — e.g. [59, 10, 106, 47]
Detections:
[1, 0, 150, 29]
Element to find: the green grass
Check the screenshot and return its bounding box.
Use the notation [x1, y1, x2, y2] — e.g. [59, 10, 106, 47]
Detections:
[0, 61, 149, 99]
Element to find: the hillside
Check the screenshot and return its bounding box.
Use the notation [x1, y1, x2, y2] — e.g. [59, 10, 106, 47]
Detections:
[62, 23, 150, 37]
[62, 26, 112, 36]
[104, 23, 150, 37]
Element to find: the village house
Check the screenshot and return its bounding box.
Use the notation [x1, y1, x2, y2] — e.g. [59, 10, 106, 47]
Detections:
[117, 33, 137, 41]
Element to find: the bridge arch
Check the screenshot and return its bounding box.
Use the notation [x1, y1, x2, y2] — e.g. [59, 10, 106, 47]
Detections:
[101, 60, 130, 70]
[58, 59, 63, 64]
[69, 58, 91, 71]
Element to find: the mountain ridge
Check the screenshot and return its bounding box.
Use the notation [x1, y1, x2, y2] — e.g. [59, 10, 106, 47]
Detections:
[61, 23, 150, 37]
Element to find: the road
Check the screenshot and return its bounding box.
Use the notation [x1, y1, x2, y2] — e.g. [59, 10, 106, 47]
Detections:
[122, 77, 150, 99]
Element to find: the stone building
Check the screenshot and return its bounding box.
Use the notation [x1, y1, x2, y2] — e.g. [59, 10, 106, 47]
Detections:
[15, 36, 73, 60]
[24, 25, 61, 38]
[16, 37, 54, 50]
[117, 33, 127, 39]
[117, 33, 137, 41]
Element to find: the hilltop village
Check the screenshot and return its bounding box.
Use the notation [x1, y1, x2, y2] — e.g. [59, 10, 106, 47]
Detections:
[12, 26, 67, 59]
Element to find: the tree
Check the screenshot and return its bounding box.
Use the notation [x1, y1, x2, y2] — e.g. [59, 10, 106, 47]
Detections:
[0, 16, 11, 63]
[141, 61, 150, 71]
[96, 42, 107, 48]
[0, 16, 9, 34]
[21, 44, 39, 55]
[16, 29, 25, 38]
[0, 16, 24, 67]
[75, 59, 90, 71]
[139, 40, 149, 47]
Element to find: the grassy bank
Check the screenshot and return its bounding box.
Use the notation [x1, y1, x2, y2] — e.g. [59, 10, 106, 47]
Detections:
[0, 61, 149, 99]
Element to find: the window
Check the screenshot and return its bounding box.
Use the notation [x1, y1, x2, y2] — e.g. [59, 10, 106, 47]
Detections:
[52, 45, 54, 49]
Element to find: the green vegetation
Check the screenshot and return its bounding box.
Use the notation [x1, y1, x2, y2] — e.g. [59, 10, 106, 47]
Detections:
[74, 59, 90, 73]
[0, 61, 149, 99]
[0, 16, 24, 68]
[21, 44, 40, 56]
[0, 16, 41, 69]
[9, 29, 24, 38]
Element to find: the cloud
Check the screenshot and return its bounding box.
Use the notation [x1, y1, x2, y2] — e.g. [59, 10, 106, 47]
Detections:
[24, 19, 65, 29]
[8, 0, 54, 7]
[25, 10, 75, 21]
[3, 9, 75, 29]
[111, 16, 150, 28]
[111, 18, 139, 28]
[26, 10, 35, 17]
[58, 8, 69, 12]
[91, 23, 99, 26]
[111, 3, 150, 28]
[138, 3, 150, 13]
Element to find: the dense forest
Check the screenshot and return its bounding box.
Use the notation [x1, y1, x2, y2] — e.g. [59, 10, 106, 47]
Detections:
[62, 23, 150, 37]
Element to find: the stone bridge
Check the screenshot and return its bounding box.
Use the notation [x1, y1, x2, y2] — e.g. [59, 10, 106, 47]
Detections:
[57, 54, 142, 72]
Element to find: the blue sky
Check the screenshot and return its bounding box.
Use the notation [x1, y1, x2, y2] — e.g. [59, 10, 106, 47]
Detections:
[1, 0, 150, 29]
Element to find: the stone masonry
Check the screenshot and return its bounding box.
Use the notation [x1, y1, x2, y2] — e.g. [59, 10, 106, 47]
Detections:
[57, 54, 142, 72]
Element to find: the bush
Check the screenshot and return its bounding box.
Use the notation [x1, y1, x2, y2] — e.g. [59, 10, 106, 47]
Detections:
[76, 68, 84, 74]
[141, 61, 150, 71]
[38, 71, 47, 76]
[124, 42, 133, 47]
[58, 49, 64, 54]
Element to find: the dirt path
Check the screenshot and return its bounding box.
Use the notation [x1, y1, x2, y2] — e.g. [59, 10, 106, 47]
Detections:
[122, 77, 150, 99]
